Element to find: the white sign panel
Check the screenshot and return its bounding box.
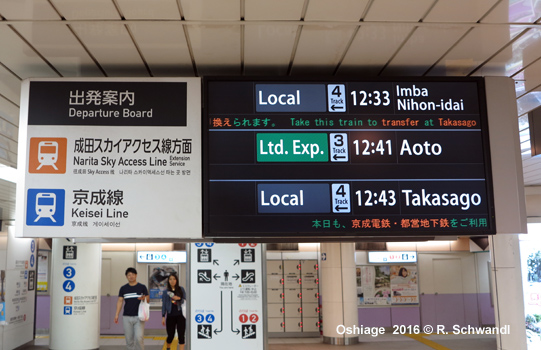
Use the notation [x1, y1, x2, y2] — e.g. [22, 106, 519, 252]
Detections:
[49, 241, 101, 349]
[137, 251, 187, 263]
[2, 226, 36, 349]
[520, 239, 541, 348]
[190, 243, 264, 350]
[368, 251, 417, 263]
[16, 78, 202, 238]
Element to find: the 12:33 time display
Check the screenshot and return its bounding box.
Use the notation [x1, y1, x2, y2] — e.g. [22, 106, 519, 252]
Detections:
[350, 90, 391, 106]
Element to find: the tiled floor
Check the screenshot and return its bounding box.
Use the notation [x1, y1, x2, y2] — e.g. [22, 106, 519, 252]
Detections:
[21, 333, 497, 350]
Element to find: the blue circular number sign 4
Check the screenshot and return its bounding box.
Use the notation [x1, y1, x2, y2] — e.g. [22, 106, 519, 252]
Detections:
[63, 280, 75, 292]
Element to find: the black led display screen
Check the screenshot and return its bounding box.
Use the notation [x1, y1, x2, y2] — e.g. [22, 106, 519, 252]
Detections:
[203, 77, 495, 238]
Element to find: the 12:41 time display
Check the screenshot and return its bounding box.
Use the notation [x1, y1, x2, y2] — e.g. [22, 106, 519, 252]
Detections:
[353, 139, 392, 155]
[356, 189, 397, 206]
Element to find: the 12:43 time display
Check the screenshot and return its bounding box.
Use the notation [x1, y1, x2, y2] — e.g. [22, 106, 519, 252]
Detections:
[356, 189, 397, 206]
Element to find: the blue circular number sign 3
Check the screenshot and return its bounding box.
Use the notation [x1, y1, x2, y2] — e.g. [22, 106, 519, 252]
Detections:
[63, 266, 76, 279]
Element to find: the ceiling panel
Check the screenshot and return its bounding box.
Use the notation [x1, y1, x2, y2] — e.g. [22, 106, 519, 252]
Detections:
[337, 24, 414, 77]
[187, 25, 241, 76]
[514, 73, 527, 98]
[473, 28, 541, 80]
[0, 120, 17, 145]
[520, 57, 541, 94]
[482, 0, 541, 23]
[523, 160, 541, 185]
[424, 0, 498, 23]
[427, 25, 520, 76]
[12, 22, 103, 77]
[0, 149, 16, 168]
[382, 25, 470, 76]
[0, 119, 18, 167]
[291, 25, 356, 75]
[0, 25, 59, 78]
[0, 65, 22, 105]
[0, 133, 17, 155]
[181, 0, 239, 20]
[117, 0, 181, 20]
[304, 0, 369, 22]
[0, 180, 16, 220]
[127, 22, 194, 77]
[70, 23, 148, 77]
[363, 0, 434, 22]
[0, 0, 60, 20]
[0, 96, 19, 126]
[244, 0, 304, 20]
[517, 90, 541, 117]
[51, 0, 120, 20]
[244, 24, 298, 76]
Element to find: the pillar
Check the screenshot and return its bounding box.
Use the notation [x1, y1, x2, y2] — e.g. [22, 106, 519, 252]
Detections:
[489, 234, 527, 350]
[320, 242, 358, 345]
[49, 239, 101, 350]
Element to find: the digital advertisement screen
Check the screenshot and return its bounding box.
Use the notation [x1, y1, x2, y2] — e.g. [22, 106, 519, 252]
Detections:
[204, 77, 495, 238]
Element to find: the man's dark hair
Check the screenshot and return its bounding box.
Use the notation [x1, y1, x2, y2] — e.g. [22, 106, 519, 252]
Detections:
[125, 267, 137, 275]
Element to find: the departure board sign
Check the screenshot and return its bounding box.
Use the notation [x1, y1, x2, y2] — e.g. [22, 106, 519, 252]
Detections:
[204, 78, 495, 238]
[17, 78, 202, 239]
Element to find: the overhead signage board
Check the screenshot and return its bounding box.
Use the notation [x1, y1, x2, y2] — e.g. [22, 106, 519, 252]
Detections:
[16, 78, 202, 239]
[137, 251, 187, 263]
[204, 77, 495, 238]
[368, 251, 417, 264]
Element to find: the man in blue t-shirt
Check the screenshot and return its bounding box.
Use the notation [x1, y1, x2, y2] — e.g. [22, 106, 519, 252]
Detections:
[115, 267, 149, 350]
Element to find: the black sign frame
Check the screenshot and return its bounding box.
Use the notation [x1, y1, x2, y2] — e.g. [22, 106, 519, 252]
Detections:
[203, 76, 496, 239]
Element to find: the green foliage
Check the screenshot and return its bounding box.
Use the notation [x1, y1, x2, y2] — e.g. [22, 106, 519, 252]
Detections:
[527, 251, 541, 282]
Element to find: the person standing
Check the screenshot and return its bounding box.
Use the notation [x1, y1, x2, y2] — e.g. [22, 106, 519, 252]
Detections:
[161, 274, 186, 350]
[115, 267, 150, 350]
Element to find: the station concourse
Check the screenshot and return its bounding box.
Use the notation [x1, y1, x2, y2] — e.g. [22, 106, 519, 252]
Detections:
[0, 1, 540, 350]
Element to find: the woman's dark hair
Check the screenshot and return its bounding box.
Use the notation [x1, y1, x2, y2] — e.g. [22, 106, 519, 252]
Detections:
[399, 267, 408, 277]
[166, 274, 183, 299]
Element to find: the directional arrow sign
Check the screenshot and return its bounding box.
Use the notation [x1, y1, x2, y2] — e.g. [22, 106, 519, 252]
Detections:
[331, 183, 351, 213]
[213, 260, 219, 265]
[214, 291, 223, 335]
[231, 291, 240, 335]
[329, 133, 348, 162]
[233, 259, 240, 266]
[213, 274, 221, 280]
[327, 84, 346, 112]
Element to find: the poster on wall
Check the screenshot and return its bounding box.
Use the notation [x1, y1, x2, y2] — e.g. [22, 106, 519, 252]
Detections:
[520, 240, 541, 348]
[357, 265, 419, 306]
[356, 266, 391, 305]
[37, 252, 48, 292]
[148, 265, 180, 307]
[390, 265, 419, 304]
[0, 270, 5, 323]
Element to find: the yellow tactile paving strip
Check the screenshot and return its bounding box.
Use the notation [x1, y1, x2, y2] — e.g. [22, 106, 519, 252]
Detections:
[404, 333, 451, 350]
[37, 335, 179, 348]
